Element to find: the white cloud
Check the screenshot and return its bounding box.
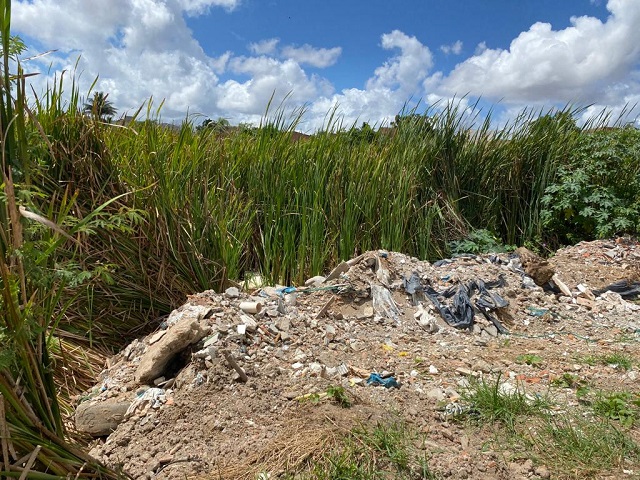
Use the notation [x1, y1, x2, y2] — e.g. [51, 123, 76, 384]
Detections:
[302, 31, 435, 131]
[249, 38, 279, 55]
[367, 30, 433, 93]
[178, 0, 241, 15]
[440, 40, 463, 55]
[432, 0, 640, 106]
[280, 44, 342, 68]
[474, 42, 488, 56]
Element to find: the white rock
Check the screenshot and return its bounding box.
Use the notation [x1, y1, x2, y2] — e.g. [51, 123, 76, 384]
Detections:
[240, 314, 258, 333]
[224, 287, 240, 298]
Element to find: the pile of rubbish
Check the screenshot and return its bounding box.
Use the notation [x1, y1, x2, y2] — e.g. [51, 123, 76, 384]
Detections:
[76, 240, 640, 479]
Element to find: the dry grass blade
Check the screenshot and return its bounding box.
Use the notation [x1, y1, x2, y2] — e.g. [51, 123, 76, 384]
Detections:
[18, 206, 79, 244]
[17, 444, 40, 480]
[0, 393, 10, 472]
[211, 414, 350, 480]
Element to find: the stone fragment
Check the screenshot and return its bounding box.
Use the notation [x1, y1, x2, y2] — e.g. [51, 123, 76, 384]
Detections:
[534, 465, 550, 480]
[240, 314, 258, 333]
[75, 401, 131, 437]
[166, 304, 212, 327]
[357, 306, 375, 320]
[324, 261, 349, 282]
[324, 324, 336, 342]
[224, 287, 240, 298]
[551, 274, 572, 297]
[275, 317, 290, 332]
[472, 359, 492, 373]
[426, 388, 445, 402]
[484, 325, 499, 337]
[148, 330, 166, 345]
[135, 317, 208, 384]
[305, 275, 326, 287]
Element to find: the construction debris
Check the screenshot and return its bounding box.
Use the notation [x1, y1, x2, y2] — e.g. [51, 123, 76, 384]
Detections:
[75, 239, 640, 479]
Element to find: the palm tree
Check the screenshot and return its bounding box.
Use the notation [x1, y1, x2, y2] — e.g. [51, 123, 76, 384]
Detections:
[82, 91, 117, 120]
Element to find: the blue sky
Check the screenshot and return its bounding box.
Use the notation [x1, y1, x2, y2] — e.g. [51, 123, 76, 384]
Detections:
[12, 0, 640, 130]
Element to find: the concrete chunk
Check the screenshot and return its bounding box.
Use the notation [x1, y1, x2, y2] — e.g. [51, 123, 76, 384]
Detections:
[75, 401, 130, 437]
[136, 317, 207, 384]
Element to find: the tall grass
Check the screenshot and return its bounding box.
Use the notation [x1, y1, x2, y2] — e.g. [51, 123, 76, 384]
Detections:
[19, 77, 607, 353]
[0, 1, 125, 477]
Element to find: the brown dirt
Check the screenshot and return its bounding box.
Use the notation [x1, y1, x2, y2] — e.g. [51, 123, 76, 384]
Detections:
[79, 239, 640, 480]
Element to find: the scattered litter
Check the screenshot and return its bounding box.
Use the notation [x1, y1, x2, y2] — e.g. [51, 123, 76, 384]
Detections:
[366, 373, 400, 389]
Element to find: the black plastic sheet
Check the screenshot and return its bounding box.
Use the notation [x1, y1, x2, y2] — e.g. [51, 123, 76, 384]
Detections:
[404, 272, 510, 332]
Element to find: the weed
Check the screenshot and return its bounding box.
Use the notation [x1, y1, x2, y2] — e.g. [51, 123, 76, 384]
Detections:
[601, 352, 634, 370]
[325, 385, 352, 408]
[593, 391, 640, 427]
[551, 373, 581, 388]
[578, 352, 634, 370]
[449, 228, 515, 255]
[529, 414, 640, 476]
[296, 385, 352, 408]
[515, 353, 544, 367]
[460, 374, 549, 429]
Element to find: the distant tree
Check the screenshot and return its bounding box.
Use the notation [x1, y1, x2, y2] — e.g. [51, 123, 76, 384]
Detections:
[83, 92, 117, 120]
[392, 113, 434, 133]
[347, 122, 377, 144]
[197, 117, 231, 134]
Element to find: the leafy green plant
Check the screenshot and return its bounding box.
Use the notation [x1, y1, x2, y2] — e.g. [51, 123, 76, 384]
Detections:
[325, 385, 352, 408]
[593, 392, 640, 427]
[541, 127, 640, 243]
[601, 352, 634, 371]
[515, 353, 544, 367]
[449, 229, 515, 255]
[551, 373, 589, 390]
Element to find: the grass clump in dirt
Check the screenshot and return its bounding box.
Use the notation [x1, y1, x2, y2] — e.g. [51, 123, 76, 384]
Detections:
[459, 374, 640, 478]
[528, 414, 640, 477]
[305, 420, 439, 480]
[460, 374, 550, 430]
[600, 352, 635, 370]
[578, 352, 635, 370]
[215, 415, 439, 480]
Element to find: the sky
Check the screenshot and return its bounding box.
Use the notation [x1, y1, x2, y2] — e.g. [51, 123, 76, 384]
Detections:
[11, 0, 640, 131]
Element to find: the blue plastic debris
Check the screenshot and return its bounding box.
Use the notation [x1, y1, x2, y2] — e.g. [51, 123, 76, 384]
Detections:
[276, 286, 298, 296]
[526, 307, 549, 317]
[366, 373, 400, 389]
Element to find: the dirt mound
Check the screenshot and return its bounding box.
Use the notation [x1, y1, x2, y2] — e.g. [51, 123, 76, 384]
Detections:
[77, 240, 640, 479]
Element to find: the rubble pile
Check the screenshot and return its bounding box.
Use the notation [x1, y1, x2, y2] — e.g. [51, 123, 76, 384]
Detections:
[76, 240, 640, 479]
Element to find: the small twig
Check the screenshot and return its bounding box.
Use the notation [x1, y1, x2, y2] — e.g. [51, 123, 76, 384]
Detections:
[17, 445, 40, 480]
[221, 349, 248, 382]
[153, 456, 203, 476]
[74, 461, 87, 480]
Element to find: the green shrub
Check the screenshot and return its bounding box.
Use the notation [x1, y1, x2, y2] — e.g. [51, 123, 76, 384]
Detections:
[541, 127, 640, 243]
[449, 228, 515, 255]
